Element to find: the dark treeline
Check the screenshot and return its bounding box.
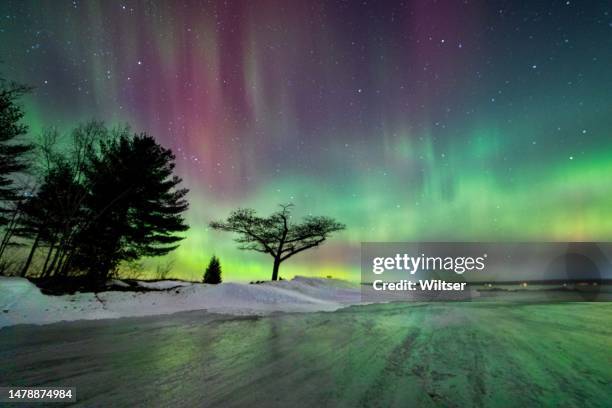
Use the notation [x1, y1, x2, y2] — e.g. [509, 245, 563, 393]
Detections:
[0, 78, 189, 290]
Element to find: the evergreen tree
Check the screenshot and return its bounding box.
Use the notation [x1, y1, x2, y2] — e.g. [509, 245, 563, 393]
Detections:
[0, 80, 33, 260]
[0, 80, 32, 226]
[203, 255, 222, 284]
[73, 132, 189, 285]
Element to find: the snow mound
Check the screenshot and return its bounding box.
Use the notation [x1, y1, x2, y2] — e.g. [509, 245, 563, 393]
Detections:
[265, 276, 360, 303]
[135, 280, 195, 290]
[0, 276, 362, 328]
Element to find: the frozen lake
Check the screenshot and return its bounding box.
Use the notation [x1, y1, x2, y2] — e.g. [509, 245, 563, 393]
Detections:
[1, 299, 611, 407]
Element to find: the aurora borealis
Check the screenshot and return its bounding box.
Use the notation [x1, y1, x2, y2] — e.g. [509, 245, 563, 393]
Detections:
[1, 0, 611, 281]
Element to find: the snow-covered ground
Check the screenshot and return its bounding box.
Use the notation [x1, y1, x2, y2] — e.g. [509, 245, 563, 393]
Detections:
[0, 276, 362, 328]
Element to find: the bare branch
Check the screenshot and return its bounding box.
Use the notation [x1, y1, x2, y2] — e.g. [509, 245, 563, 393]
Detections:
[280, 238, 326, 262]
[210, 204, 345, 280]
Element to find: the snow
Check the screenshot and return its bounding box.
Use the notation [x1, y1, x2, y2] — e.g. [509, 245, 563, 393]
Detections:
[0, 276, 363, 328]
[109, 279, 131, 288]
[135, 280, 195, 290]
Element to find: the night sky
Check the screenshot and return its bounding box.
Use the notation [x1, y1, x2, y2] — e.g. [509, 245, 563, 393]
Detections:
[1, 0, 611, 281]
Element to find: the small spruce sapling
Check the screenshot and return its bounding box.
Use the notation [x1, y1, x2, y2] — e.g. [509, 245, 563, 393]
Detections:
[203, 255, 222, 284]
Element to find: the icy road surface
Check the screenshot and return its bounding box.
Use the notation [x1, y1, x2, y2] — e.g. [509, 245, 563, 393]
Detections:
[1, 301, 611, 407]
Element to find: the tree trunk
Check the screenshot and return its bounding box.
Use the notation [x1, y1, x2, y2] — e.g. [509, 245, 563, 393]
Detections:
[54, 250, 69, 277]
[0, 208, 20, 259]
[45, 246, 63, 278]
[21, 233, 41, 277]
[271, 257, 281, 281]
[58, 251, 74, 277]
[41, 242, 55, 277]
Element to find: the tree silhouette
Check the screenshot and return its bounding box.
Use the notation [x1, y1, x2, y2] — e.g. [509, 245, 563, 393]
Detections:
[15, 161, 86, 277]
[14, 123, 108, 279]
[0, 81, 32, 220]
[210, 204, 345, 281]
[203, 255, 222, 284]
[72, 132, 189, 285]
[0, 80, 33, 260]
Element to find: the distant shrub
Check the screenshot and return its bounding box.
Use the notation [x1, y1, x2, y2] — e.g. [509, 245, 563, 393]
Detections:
[155, 260, 174, 280]
[203, 256, 222, 284]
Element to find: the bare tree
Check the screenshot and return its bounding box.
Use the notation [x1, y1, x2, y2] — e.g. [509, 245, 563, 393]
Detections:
[14, 125, 104, 278]
[210, 204, 345, 281]
[155, 259, 175, 280]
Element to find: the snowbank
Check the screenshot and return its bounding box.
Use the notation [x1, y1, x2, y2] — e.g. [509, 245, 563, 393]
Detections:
[135, 280, 195, 290]
[0, 276, 362, 328]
